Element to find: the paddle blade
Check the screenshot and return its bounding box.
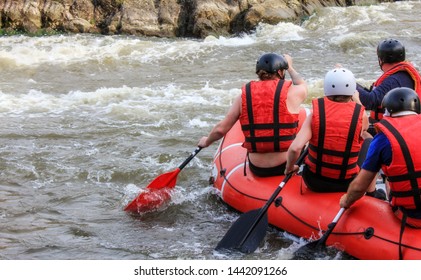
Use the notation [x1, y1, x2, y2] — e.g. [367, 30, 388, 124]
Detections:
[292, 208, 346, 259]
[124, 169, 180, 213]
[124, 187, 172, 213]
[215, 209, 268, 253]
[144, 169, 180, 190]
[292, 240, 325, 260]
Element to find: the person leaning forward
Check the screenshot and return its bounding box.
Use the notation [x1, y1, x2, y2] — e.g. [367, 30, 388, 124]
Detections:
[340, 87, 421, 229]
[198, 53, 307, 177]
[354, 38, 421, 136]
[285, 67, 379, 195]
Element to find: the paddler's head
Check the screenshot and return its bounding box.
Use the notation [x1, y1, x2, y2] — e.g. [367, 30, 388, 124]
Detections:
[255, 53, 288, 81]
[382, 87, 420, 117]
[323, 67, 356, 102]
[377, 39, 405, 70]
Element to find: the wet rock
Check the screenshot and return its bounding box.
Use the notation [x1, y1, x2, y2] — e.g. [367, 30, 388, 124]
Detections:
[0, 0, 373, 37]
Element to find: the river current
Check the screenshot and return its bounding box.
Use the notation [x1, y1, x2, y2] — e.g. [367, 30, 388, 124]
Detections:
[1, 1, 421, 260]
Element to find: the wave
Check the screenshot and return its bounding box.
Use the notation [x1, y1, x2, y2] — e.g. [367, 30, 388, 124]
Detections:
[0, 84, 240, 118]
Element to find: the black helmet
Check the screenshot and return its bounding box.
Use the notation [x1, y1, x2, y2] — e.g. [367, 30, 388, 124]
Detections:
[382, 87, 420, 114]
[377, 39, 405, 63]
[256, 53, 288, 74]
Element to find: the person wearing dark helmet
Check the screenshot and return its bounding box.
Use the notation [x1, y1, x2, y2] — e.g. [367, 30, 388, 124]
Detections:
[286, 68, 377, 194]
[198, 53, 307, 177]
[340, 88, 421, 231]
[354, 38, 421, 135]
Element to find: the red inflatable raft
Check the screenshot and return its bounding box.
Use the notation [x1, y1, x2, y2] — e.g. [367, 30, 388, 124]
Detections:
[211, 119, 421, 260]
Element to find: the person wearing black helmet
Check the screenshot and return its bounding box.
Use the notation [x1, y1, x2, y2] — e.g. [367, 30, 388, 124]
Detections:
[198, 53, 307, 177]
[354, 38, 421, 136]
[341, 88, 421, 233]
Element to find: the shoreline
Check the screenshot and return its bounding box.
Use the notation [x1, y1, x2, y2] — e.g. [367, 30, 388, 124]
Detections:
[0, 0, 381, 38]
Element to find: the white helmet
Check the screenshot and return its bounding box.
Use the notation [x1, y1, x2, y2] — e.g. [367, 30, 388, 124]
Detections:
[324, 68, 356, 96]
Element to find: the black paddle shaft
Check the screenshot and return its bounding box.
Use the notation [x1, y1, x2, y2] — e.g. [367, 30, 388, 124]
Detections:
[179, 147, 202, 170]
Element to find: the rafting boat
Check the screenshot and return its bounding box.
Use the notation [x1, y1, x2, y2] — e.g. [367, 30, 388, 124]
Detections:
[211, 119, 421, 260]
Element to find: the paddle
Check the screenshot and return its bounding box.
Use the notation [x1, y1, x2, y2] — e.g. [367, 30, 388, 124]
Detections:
[124, 147, 202, 213]
[293, 207, 346, 259]
[215, 148, 308, 253]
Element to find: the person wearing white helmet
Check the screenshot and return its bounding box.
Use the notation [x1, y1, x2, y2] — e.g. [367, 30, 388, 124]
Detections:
[286, 68, 379, 195]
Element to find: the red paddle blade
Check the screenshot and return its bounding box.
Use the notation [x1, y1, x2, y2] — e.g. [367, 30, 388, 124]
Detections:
[124, 168, 180, 213]
[124, 187, 172, 213]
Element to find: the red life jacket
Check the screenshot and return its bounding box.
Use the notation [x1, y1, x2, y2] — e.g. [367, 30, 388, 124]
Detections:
[370, 61, 421, 121]
[375, 115, 421, 210]
[239, 79, 298, 153]
[305, 97, 364, 180]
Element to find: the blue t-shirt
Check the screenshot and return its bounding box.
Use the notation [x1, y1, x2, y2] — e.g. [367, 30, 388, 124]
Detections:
[357, 71, 415, 110]
[361, 132, 392, 172]
[362, 126, 421, 218]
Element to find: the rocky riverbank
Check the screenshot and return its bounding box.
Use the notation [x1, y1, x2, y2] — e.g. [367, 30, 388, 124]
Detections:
[0, 0, 381, 38]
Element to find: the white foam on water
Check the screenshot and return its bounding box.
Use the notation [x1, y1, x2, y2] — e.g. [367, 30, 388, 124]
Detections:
[254, 22, 305, 43]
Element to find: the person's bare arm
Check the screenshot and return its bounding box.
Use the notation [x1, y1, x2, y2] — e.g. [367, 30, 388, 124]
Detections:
[285, 113, 312, 174]
[340, 169, 377, 208]
[284, 54, 305, 86]
[284, 54, 308, 113]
